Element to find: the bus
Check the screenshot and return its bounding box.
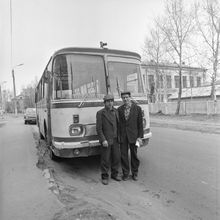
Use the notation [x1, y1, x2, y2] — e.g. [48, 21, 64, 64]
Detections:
[35, 46, 152, 160]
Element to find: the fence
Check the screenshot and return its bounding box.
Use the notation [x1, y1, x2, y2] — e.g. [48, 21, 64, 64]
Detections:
[149, 100, 220, 115]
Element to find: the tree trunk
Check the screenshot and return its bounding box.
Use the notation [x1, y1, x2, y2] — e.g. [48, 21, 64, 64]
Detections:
[210, 75, 216, 101]
[175, 62, 183, 115]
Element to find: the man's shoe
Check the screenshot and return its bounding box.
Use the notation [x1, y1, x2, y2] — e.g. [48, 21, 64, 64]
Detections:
[122, 175, 129, 181]
[111, 175, 121, 181]
[102, 178, 109, 185]
[132, 174, 138, 181]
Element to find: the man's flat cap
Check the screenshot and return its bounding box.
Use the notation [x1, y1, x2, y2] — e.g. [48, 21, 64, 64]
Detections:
[121, 91, 131, 97]
[103, 94, 114, 101]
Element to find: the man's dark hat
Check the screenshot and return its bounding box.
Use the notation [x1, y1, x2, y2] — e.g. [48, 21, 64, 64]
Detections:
[121, 91, 131, 97]
[103, 94, 114, 101]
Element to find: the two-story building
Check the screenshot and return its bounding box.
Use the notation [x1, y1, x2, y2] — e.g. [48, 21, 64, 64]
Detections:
[141, 61, 207, 103]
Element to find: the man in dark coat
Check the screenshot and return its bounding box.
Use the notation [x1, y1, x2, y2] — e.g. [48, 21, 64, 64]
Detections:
[96, 94, 121, 185]
[118, 91, 143, 181]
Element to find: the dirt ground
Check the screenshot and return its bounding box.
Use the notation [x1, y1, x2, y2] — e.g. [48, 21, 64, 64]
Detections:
[33, 133, 116, 220]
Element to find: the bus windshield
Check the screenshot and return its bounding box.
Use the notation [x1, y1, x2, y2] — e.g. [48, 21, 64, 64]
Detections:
[107, 61, 145, 99]
[52, 54, 145, 100]
[52, 54, 106, 100]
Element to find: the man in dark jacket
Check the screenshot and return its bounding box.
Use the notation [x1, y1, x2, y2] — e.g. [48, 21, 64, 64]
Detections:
[96, 94, 121, 185]
[118, 91, 143, 181]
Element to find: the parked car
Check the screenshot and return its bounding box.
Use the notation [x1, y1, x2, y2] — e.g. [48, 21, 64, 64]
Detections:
[24, 108, 36, 124]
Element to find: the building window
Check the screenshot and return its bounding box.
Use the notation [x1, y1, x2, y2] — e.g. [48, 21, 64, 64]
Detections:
[143, 74, 146, 85]
[166, 75, 172, 88]
[175, 75, 180, 88]
[182, 76, 187, 88]
[190, 76, 194, 87]
[148, 75, 155, 102]
[197, 77, 201, 87]
[148, 75, 154, 87]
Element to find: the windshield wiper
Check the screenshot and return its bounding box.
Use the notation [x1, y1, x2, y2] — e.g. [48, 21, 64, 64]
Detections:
[78, 94, 88, 108]
[78, 76, 98, 107]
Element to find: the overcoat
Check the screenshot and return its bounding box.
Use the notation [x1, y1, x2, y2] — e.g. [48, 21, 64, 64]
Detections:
[96, 107, 120, 145]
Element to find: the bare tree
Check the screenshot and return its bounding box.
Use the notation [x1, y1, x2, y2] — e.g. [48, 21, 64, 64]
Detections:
[143, 26, 167, 103]
[143, 26, 167, 62]
[196, 0, 220, 102]
[21, 77, 38, 109]
[157, 0, 196, 114]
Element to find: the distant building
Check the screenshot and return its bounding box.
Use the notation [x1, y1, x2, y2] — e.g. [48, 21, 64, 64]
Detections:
[141, 61, 207, 103]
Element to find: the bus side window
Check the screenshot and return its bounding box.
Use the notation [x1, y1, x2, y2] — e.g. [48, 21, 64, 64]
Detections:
[53, 55, 68, 99]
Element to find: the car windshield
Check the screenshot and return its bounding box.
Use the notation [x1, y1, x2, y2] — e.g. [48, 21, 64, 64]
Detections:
[107, 61, 145, 99]
[26, 108, 36, 113]
[52, 54, 106, 100]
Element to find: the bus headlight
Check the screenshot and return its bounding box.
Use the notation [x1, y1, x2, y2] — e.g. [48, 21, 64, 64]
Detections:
[69, 124, 84, 136]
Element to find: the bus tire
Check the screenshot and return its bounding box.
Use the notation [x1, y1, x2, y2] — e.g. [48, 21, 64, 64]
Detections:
[37, 118, 44, 139]
[40, 131, 44, 139]
[44, 122, 48, 142]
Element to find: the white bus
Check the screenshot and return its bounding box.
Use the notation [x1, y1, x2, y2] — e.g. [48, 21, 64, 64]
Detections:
[35, 47, 152, 160]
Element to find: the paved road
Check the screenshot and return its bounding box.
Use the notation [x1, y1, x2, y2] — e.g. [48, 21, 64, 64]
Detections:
[33, 120, 220, 219]
[0, 116, 62, 220]
[1, 115, 219, 220]
[142, 126, 220, 220]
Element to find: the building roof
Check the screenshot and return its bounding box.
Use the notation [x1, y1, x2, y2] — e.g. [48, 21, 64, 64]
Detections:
[168, 84, 220, 100]
[141, 61, 207, 72]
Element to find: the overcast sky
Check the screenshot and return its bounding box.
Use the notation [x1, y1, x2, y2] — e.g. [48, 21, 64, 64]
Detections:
[0, 0, 166, 94]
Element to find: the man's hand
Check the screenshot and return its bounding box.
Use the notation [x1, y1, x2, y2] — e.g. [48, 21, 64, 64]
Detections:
[136, 138, 143, 147]
[102, 140, 108, 147]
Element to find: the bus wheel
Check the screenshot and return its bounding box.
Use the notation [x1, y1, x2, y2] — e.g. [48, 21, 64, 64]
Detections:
[44, 124, 48, 141]
[40, 132, 44, 139]
[38, 126, 44, 139]
[37, 119, 44, 139]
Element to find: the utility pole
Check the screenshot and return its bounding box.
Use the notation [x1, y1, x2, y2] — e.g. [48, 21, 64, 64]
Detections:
[12, 69, 17, 115]
[12, 64, 24, 115]
[10, 0, 24, 115]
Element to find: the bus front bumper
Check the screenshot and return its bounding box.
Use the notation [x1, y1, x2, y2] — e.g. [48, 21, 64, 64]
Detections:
[51, 132, 152, 158]
[141, 132, 152, 147]
[51, 139, 101, 158]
